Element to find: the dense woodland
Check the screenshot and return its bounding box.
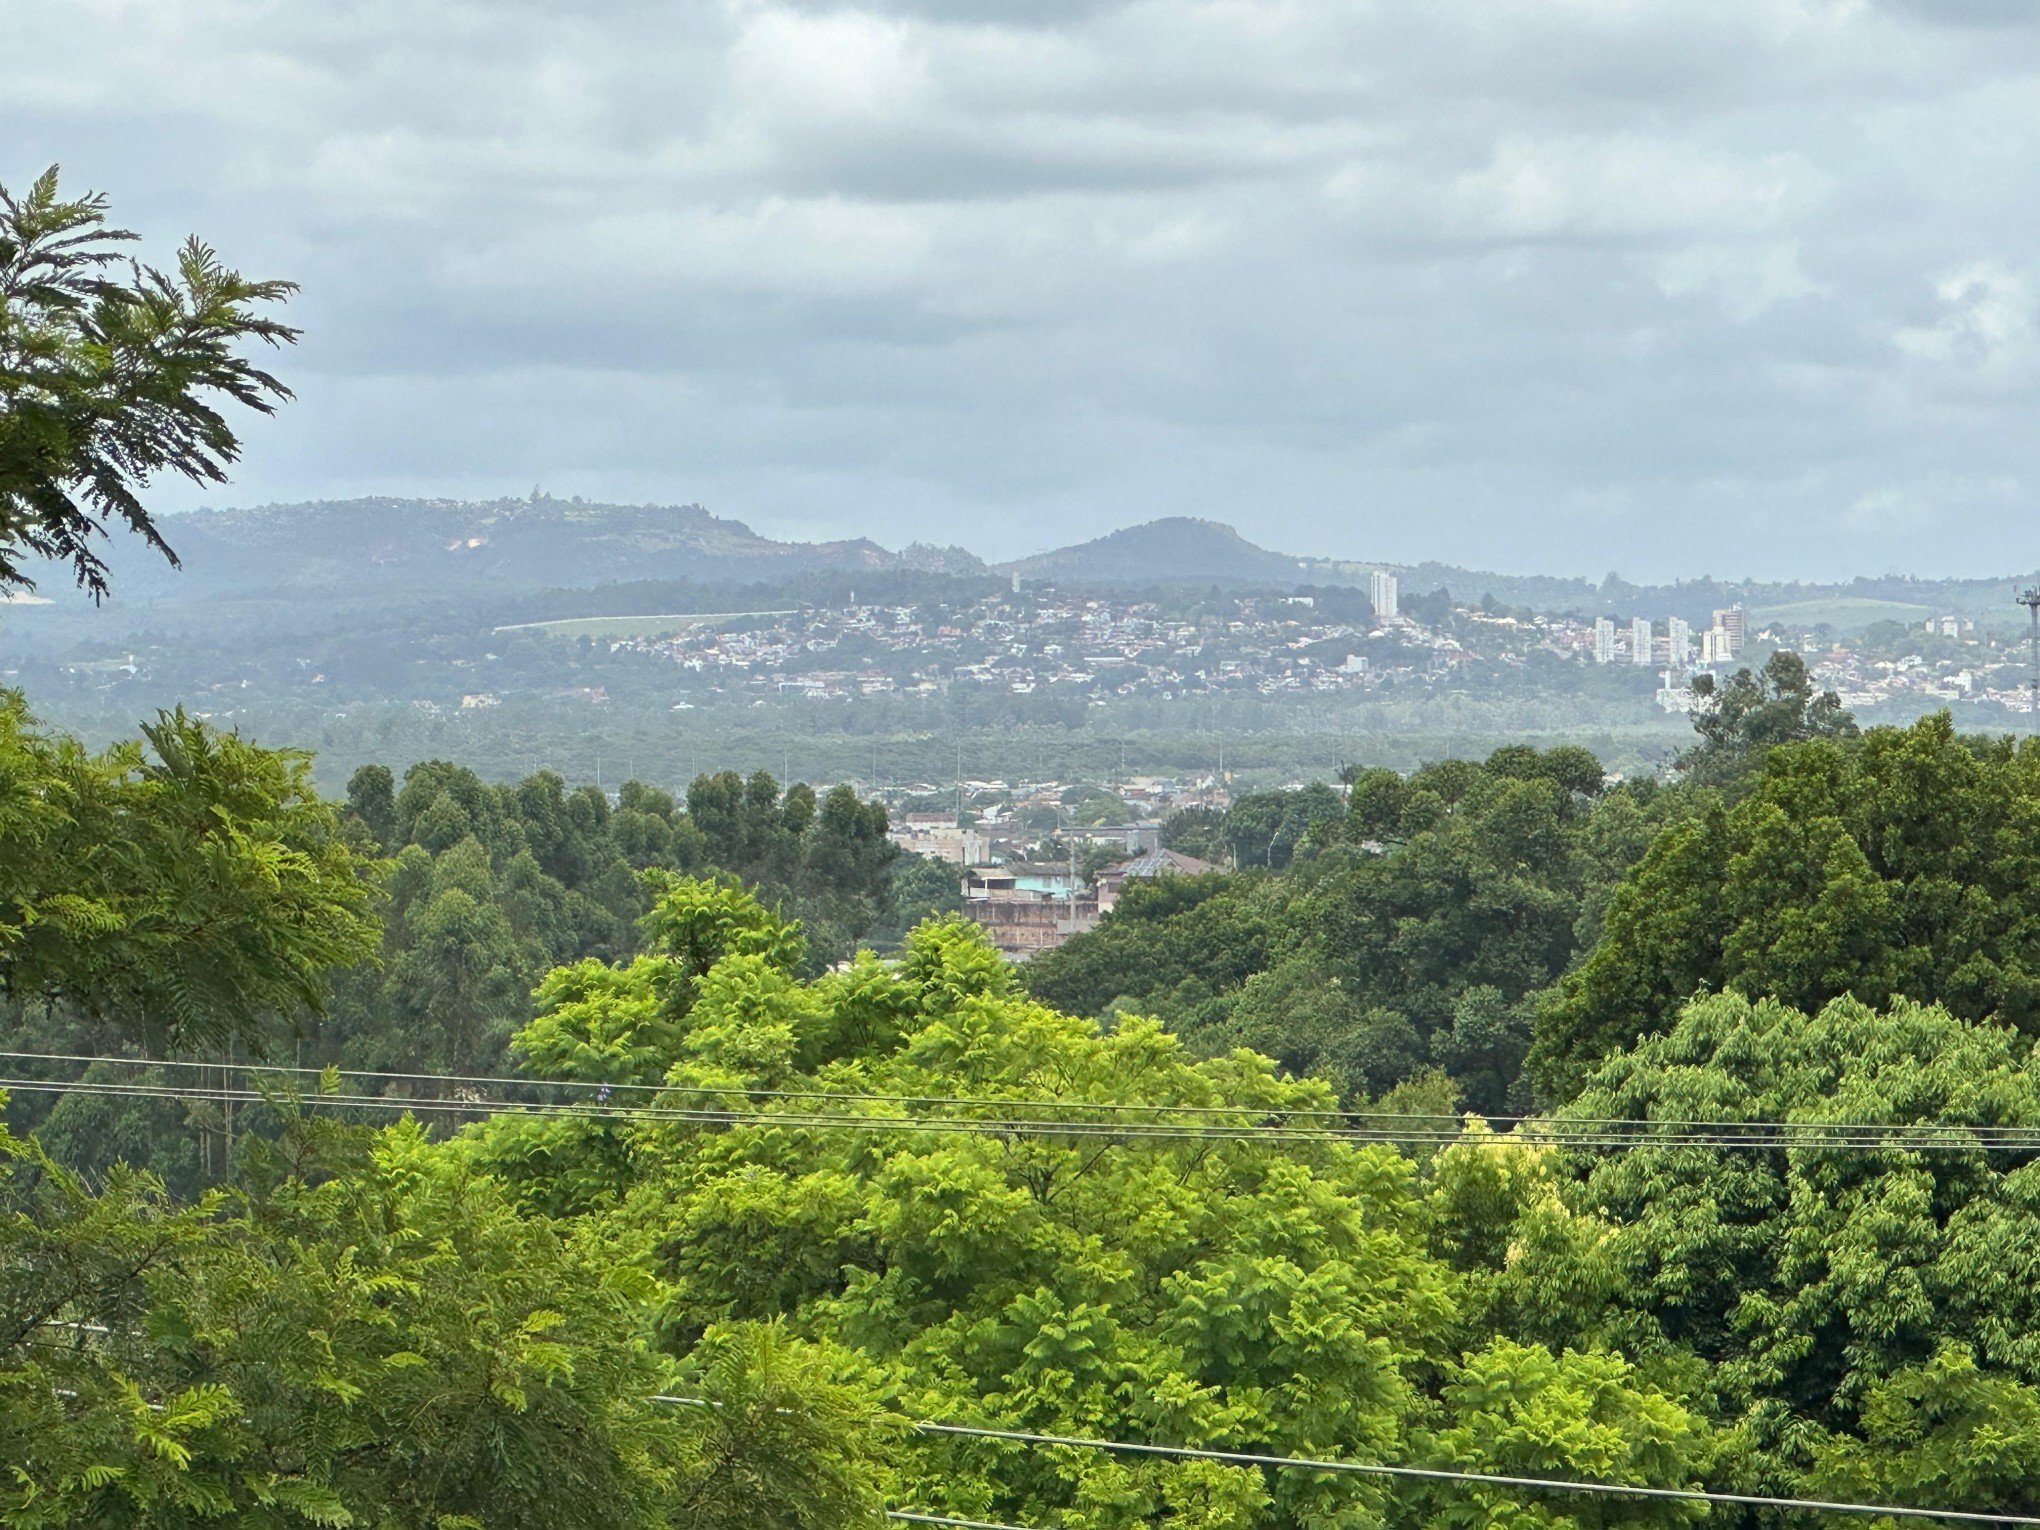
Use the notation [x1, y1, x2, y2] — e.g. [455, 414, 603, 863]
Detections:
[17, 634, 2040, 1522]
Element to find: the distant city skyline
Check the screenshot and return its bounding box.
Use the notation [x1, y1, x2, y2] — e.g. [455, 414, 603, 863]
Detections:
[9, 2, 2040, 583]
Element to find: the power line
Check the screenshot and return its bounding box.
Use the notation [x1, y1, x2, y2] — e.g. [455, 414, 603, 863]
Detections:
[9, 1072, 2040, 1154]
[888, 1514, 1036, 1530]
[643, 1399, 2040, 1526]
[911, 1421, 2040, 1526]
[9, 1052, 2040, 1151]
[14, 1074, 2040, 1152]
[0, 1049, 1394, 1120]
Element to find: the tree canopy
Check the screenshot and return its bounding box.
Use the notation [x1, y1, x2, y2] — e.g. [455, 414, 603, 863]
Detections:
[1027, 745, 1673, 1112]
[0, 692, 378, 1055]
[1678, 649, 1856, 787]
[0, 167, 296, 599]
[1534, 713, 2040, 1100]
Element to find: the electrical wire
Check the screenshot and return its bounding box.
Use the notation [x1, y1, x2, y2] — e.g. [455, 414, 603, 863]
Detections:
[909, 1421, 2040, 1525]
[887, 1514, 1035, 1529]
[0, 1073, 2009, 1154]
[8, 1070, 2040, 1154]
[641, 1399, 2040, 1526]
[14, 1048, 2040, 1142]
[0, 1049, 1382, 1120]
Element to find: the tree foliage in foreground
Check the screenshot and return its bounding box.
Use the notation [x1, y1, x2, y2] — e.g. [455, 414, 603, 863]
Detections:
[24, 857, 2040, 1521]
[0, 691, 378, 1055]
[1498, 990, 2040, 1512]
[1534, 713, 2040, 1099]
[0, 167, 296, 600]
[474, 884, 1716, 1528]
[0, 1095, 894, 1528]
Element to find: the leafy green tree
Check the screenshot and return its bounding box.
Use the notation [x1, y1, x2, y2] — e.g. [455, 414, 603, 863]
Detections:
[1679, 650, 1856, 787]
[494, 898, 1467, 1529]
[0, 167, 296, 600]
[342, 763, 397, 852]
[1534, 714, 2040, 1099]
[1202, 955, 1422, 1098]
[669, 1323, 895, 1529]
[1344, 767, 1407, 841]
[1808, 1345, 2040, 1516]
[1502, 989, 2040, 1512]
[1412, 1339, 1714, 1528]
[1222, 783, 1345, 869]
[391, 884, 525, 1075]
[0, 1104, 693, 1527]
[0, 694, 378, 1055]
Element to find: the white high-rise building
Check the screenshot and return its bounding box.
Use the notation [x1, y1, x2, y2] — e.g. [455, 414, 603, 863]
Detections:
[1593, 618, 1617, 665]
[1711, 606, 1746, 659]
[1667, 616, 1692, 669]
[1368, 569, 1399, 623]
[1631, 616, 1653, 666]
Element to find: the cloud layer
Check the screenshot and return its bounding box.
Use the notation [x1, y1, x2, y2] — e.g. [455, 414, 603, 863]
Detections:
[7, 0, 2040, 579]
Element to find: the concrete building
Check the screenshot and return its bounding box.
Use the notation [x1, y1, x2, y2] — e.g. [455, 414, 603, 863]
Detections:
[1711, 606, 1747, 659]
[1368, 569, 1399, 623]
[962, 846, 1220, 958]
[888, 814, 990, 865]
[961, 863, 1097, 958]
[1631, 616, 1653, 666]
[1593, 618, 1617, 665]
[1667, 616, 1692, 669]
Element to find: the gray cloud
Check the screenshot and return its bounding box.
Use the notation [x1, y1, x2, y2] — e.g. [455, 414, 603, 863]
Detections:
[6, 0, 2040, 579]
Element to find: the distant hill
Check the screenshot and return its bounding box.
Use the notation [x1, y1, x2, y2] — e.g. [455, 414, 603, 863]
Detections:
[998, 517, 1316, 584]
[28, 495, 2039, 636]
[67, 496, 988, 604]
[997, 518, 2040, 633]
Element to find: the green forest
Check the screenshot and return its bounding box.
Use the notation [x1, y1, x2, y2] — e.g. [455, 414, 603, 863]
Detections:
[18, 627, 2040, 1523]
[15, 165, 2040, 1528]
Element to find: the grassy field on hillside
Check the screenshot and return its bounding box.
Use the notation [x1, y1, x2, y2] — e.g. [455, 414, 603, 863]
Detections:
[1749, 596, 1933, 631]
[491, 611, 792, 640]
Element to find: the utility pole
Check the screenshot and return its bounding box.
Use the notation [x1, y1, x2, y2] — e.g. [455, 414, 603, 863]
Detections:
[2021, 588, 2040, 732]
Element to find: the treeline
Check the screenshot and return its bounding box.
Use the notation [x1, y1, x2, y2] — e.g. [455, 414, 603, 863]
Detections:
[335, 754, 912, 1063]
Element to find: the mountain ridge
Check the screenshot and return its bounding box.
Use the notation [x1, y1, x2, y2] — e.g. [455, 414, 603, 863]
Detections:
[84, 495, 989, 600]
[29, 496, 2039, 631]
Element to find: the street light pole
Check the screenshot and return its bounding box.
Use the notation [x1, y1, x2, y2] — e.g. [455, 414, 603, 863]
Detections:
[2019, 588, 2040, 733]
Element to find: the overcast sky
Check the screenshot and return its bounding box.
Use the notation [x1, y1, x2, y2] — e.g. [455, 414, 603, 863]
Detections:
[7, 0, 2040, 581]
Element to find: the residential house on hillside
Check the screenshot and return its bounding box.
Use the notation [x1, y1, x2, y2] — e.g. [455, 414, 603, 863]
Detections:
[1095, 847, 1218, 912]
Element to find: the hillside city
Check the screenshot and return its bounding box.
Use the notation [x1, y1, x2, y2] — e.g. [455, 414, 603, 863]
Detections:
[569, 570, 2038, 722]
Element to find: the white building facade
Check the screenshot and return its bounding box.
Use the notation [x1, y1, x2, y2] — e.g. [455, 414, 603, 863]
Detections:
[1368, 569, 1399, 623]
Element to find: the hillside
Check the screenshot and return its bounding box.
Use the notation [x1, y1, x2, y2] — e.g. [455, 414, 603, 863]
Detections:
[74, 495, 988, 603]
[998, 516, 1315, 585]
[31, 495, 2039, 635]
